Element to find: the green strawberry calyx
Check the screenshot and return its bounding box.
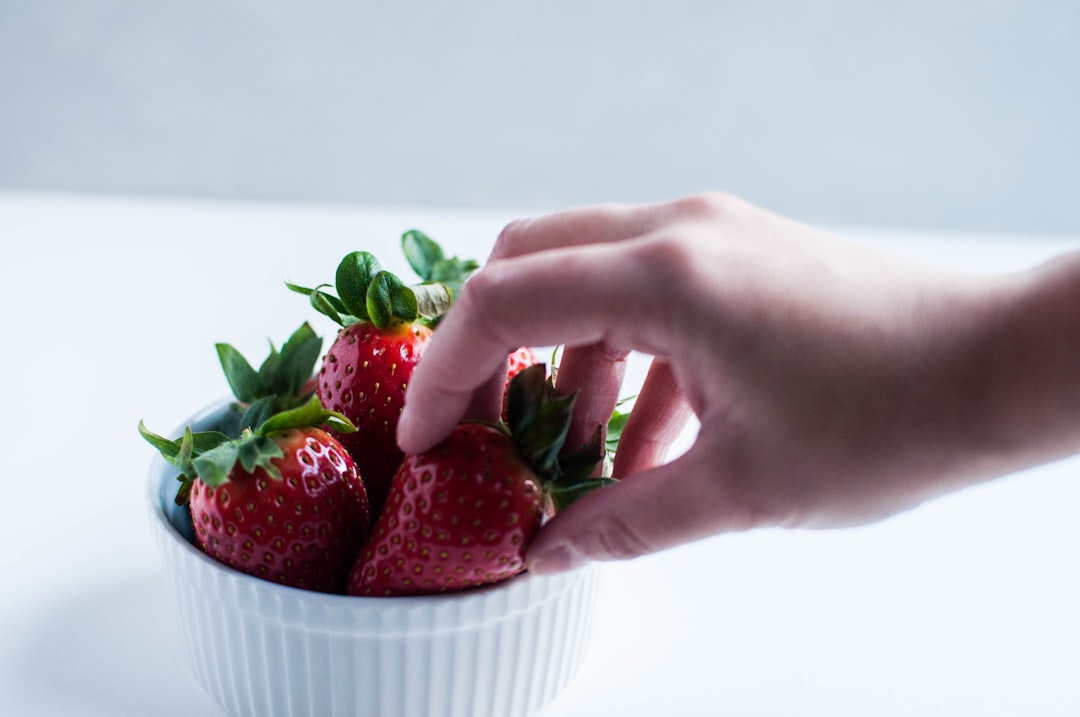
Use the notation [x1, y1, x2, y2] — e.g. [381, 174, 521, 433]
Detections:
[547, 344, 636, 474]
[286, 229, 479, 330]
[504, 363, 616, 512]
[139, 396, 356, 506]
[216, 321, 324, 437]
[603, 393, 636, 476]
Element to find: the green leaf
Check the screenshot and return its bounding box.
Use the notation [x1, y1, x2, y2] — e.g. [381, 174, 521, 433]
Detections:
[175, 426, 195, 474]
[285, 281, 315, 297]
[428, 257, 480, 298]
[236, 435, 283, 476]
[502, 362, 607, 505]
[602, 396, 635, 474]
[335, 251, 381, 321]
[188, 430, 235, 453]
[366, 271, 418, 327]
[174, 476, 194, 506]
[238, 396, 275, 433]
[256, 395, 357, 435]
[215, 323, 323, 413]
[505, 362, 548, 436]
[216, 343, 265, 403]
[401, 229, 444, 281]
[548, 477, 618, 512]
[288, 282, 352, 327]
[523, 394, 576, 476]
[138, 422, 230, 469]
[606, 409, 630, 454]
[315, 285, 351, 325]
[561, 424, 606, 484]
[257, 342, 282, 394]
[193, 442, 241, 488]
[410, 282, 454, 319]
[138, 420, 182, 461]
[141, 425, 203, 505]
[506, 364, 581, 480]
[321, 411, 357, 434]
[276, 322, 322, 398]
[218, 403, 244, 438]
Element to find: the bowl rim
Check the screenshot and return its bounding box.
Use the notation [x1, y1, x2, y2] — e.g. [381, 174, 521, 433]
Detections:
[146, 397, 591, 617]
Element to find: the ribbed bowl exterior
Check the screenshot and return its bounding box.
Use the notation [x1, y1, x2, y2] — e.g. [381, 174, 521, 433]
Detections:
[147, 402, 602, 717]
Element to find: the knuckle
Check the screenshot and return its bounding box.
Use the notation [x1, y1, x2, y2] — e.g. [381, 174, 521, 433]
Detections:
[587, 512, 658, 562]
[459, 264, 497, 304]
[670, 191, 742, 220]
[628, 233, 696, 288]
[491, 218, 533, 260]
[571, 342, 629, 367]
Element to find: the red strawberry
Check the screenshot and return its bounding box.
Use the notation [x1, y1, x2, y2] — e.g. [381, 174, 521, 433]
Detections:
[141, 398, 370, 594]
[288, 230, 477, 516]
[317, 319, 432, 513]
[348, 364, 612, 597]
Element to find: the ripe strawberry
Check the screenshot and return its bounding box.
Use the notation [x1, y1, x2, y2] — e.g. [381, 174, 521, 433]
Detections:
[288, 230, 477, 516]
[141, 398, 370, 594]
[348, 364, 612, 597]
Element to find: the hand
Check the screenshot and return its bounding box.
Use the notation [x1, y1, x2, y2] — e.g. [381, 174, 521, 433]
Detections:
[397, 192, 1080, 574]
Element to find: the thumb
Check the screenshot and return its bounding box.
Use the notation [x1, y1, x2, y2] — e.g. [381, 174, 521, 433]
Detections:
[527, 441, 760, 574]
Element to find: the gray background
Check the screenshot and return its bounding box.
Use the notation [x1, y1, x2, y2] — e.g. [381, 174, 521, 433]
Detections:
[2, 1, 1078, 234]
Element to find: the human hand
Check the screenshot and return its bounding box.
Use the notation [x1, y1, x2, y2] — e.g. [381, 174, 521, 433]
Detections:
[396, 192, 1080, 574]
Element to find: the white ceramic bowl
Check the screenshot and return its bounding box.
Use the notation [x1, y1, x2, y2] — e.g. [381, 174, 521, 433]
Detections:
[148, 400, 602, 717]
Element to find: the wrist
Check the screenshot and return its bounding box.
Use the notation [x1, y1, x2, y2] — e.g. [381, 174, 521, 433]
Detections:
[960, 251, 1080, 477]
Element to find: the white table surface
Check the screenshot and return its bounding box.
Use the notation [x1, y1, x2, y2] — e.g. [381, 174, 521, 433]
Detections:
[2, 191, 1079, 716]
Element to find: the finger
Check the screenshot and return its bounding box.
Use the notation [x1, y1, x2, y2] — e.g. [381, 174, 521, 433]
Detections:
[489, 200, 678, 448]
[397, 240, 670, 454]
[555, 344, 629, 453]
[527, 438, 758, 575]
[611, 359, 696, 478]
[489, 195, 706, 261]
[462, 358, 507, 424]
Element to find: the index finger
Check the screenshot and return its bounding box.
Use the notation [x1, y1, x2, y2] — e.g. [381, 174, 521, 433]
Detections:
[489, 195, 706, 261]
[396, 239, 672, 454]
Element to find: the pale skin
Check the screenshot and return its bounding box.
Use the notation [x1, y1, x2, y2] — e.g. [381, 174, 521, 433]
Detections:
[396, 192, 1080, 575]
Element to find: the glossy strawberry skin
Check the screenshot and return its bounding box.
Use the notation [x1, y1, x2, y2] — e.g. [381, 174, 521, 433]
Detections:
[188, 427, 369, 594]
[347, 423, 544, 597]
[317, 320, 433, 516]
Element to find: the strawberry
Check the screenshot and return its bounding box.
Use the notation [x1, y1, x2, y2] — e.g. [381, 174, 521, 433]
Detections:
[287, 230, 477, 517]
[348, 364, 613, 597]
[140, 398, 370, 594]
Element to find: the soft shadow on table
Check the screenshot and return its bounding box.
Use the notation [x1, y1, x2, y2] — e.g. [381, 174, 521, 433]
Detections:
[6, 571, 224, 717]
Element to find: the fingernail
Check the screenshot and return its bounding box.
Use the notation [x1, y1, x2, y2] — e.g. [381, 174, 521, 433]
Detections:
[528, 543, 588, 576]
